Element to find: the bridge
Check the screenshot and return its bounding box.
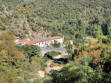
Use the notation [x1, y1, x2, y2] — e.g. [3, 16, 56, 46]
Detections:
[40, 47, 68, 56]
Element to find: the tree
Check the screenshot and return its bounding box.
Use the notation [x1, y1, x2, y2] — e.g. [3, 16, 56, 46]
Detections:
[17, 45, 42, 63]
[101, 23, 109, 36]
[0, 32, 24, 66]
[52, 41, 61, 48]
[0, 32, 24, 83]
[45, 55, 102, 83]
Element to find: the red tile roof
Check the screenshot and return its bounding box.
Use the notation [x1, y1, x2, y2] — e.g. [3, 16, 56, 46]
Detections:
[19, 39, 28, 42]
[49, 36, 64, 40]
[18, 36, 63, 45]
[36, 36, 64, 43]
[26, 40, 36, 45]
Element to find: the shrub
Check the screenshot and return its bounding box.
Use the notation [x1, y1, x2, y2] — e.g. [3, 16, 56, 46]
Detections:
[46, 51, 61, 57]
[52, 41, 61, 48]
[0, 26, 6, 30]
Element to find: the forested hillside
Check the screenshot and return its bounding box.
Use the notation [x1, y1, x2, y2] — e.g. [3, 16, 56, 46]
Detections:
[0, 0, 111, 39]
[0, 0, 111, 83]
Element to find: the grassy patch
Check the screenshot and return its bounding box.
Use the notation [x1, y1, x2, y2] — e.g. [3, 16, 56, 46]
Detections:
[46, 51, 61, 57]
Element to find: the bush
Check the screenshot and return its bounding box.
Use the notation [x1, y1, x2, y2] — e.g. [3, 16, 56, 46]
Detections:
[0, 26, 6, 30]
[45, 56, 102, 83]
[43, 76, 53, 83]
[46, 51, 61, 57]
[33, 78, 42, 83]
[52, 41, 61, 48]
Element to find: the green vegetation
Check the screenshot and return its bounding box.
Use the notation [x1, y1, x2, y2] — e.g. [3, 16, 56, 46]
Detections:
[46, 51, 61, 57]
[52, 41, 61, 48]
[43, 51, 61, 62]
[0, 0, 111, 83]
[0, 32, 46, 83]
[45, 56, 102, 83]
[17, 45, 42, 58]
[0, 0, 111, 40]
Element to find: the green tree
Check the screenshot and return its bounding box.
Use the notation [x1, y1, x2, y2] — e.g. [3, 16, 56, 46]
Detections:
[0, 32, 24, 83]
[45, 56, 102, 83]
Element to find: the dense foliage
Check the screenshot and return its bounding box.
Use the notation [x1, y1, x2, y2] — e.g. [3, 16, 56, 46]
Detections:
[0, 32, 45, 83]
[0, 0, 111, 83]
[0, 0, 111, 40]
[46, 56, 102, 83]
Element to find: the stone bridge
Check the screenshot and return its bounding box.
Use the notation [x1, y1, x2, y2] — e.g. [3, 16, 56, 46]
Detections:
[40, 47, 68, 56]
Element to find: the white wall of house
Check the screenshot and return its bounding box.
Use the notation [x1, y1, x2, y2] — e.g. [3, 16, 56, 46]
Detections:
[15, 37, 64, 47]
[55, 38, 63, 44]
[36, 41, 50, 47]
[17, 42, 26, 45]
[35, 38, 64, 47]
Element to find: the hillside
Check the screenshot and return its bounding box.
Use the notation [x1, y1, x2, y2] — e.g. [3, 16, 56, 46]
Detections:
[0, 0, 111, 39]
[0, 0, 111, 83]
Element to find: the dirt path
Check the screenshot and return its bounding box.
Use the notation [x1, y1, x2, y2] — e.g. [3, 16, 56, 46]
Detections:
[27, 70, 45, 83]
